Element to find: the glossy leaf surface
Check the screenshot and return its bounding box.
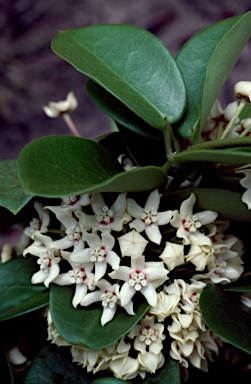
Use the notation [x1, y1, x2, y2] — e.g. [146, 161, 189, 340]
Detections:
[200, 284, 251, 354]
[23, 343, 93, 384]
[0, 160, 33, 214]
[0, 257, 49, 321]
[176, 11, 251, 138]
[172, 147, 251, 165]
[18, 136, 167, 196]
[52, 24, 186, 128]
[50, 284, 148, 349]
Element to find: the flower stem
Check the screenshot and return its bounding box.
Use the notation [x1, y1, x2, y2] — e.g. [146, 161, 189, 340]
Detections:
[62, 113, 81, 137]
[220, 99, 246, 139]
[240, 122, 251, 137]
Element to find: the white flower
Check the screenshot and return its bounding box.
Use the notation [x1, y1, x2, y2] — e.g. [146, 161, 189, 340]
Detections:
[76, 193, 131, 232]
[24, 201, 50, 238]
[240, 170, 251, 209]
[43, 91, 78, 117]
[81, 279, 134, 326]
[159, 242, 185, 271]
[118, 230, 148, 257]
[48, 213, 85, 254]
[71, 231, 120, 282]
[234, 81, 251, 102]
[45, 194, 90, 214]
[127, 189, 172, 244]
[149, 288, 180, 322]
[202, 99, 240, 140]
[109, 256, 169, 307]
[53, 252, 94, 308]
[109, 356, 140, 380]
[193, 234, 244, 284]
[170, 193, 218, 246]
[23, 232, 61, 287]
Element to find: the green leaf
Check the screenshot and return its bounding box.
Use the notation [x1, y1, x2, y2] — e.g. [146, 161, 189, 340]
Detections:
[18, 136, 167, 197]
[92, 379, 131, 384]
[50, 285, 148, 349]
[172, 147, 251, 165]
[143, 359, 180, 384]
[51, 24, 186, 128]
[200, 283, 251, 354]
[176, 11, 251, 139]
[86, 80, 164, 141]
[224, 275, 251, 292]
[0, 160, 33, 214]
[0, 257, 49, 321]
[23, 342, 93, 384]
[166, 188, 251, 222]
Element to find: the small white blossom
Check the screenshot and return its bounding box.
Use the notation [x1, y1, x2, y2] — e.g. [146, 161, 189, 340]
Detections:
[43, 91, 78, 117]
[170, 193, 218, 246]
[118, 229, 148, 258]
[234, 81, 251, 102]
[127, 189, 172, 245]
[160, 242, 185, 271]
[109, 256, 169, 308]
[53, 252, 94, 308]
[23, 232, 61, 287]
[24, 201, 50, 238]
[81, 279, 134, 326]
[76, 193, 131, 232]
[240, 170, 251, 209]
[71, 231, 120, 282]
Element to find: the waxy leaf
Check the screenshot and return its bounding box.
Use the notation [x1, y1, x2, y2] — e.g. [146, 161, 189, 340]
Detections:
[143, 359, 180, 384]
[0, 160, 33, 214]
[23, 343, 93, 384]
[172, 147, 251, 165]
[200, 284, 251, 354]
[93, 379, 131, 384]
[176, 11, 251, 139]
[166, 188, 251, 222]
[18, 136, 167, 196]
[50, 284, 148, 349]
[0, 257, 49, 321]
[51, 24, 186, 128]
[224, 275, 251, 292]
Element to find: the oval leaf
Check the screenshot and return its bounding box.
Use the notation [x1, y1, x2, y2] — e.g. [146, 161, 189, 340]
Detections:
[51, 24, 186, 127]
[0, 257, 49, 321]
[172, 147, 251, 165]
[200, 284, 251, 354]
[18, 136, 167, 197]
[50, 284, 148, 349]
[23, 343, 93, 384]
[224, 275, 251, 292]
[0, 160, 33, 214]
[176, 11, 251, 138]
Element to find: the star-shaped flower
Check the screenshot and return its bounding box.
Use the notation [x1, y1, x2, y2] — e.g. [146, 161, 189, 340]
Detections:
[170, 193, 218, 246]
[127, 189, 172, 245]
[76, 193, 131, 232]
[109, 256, 169, 307]
[53, 251, 94, 308]
[70, 230, 120, 282]
[81, 279, 134, 326]
[159, 242, 185, 271]
[118, 230, 148, 258]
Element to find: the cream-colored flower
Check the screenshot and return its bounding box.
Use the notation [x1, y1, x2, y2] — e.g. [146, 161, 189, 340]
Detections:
[118, 229, 148, 258]
[149, 288, 180, 321]
[76, 193, 131, 232]
[24, 201, 50, 238]
[160, 241, 185, 271]
[234, 81, 251, 102]
[240, 170, 251, 209]
[170, 193, 218, 246]
[109, 256, 168, 308]
[127, 189, 173, 245]
[43, 91, 78, 117]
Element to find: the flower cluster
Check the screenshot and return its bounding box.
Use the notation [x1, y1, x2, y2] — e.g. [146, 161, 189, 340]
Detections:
[22, 175, 244, 379]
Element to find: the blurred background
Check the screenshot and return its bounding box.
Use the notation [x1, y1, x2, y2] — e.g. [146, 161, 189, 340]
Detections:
[0, 0, 251, 161]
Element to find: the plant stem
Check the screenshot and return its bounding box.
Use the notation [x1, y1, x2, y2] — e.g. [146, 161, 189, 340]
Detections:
[220, 99, 246, 139]
[62, 113, 81, 137]
[240, 122, 251, 137]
